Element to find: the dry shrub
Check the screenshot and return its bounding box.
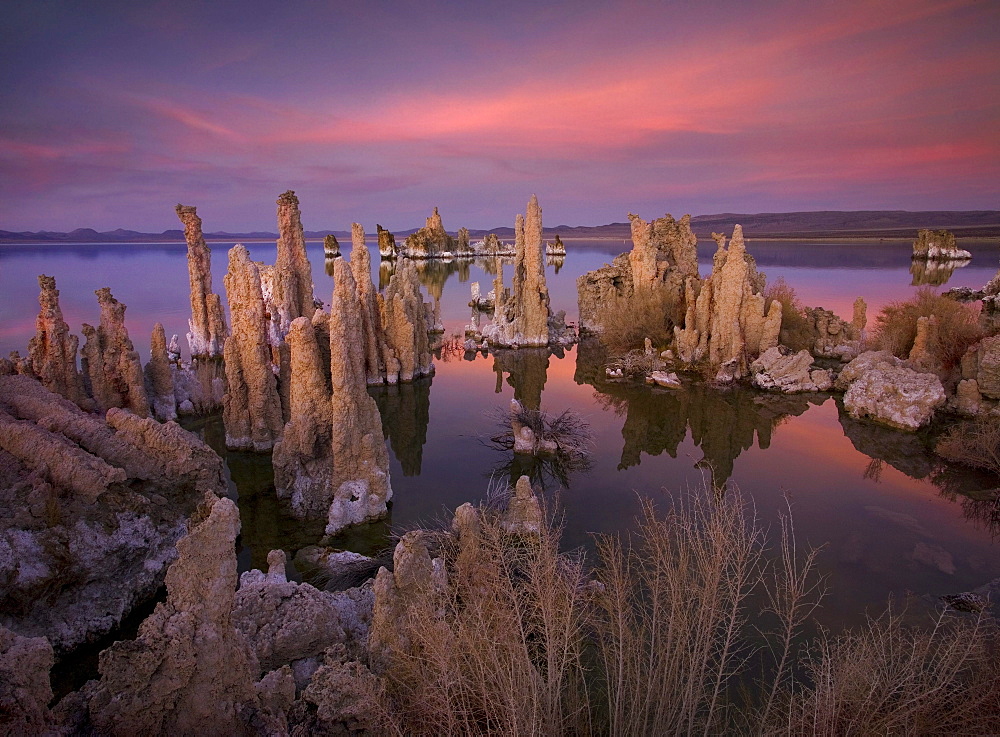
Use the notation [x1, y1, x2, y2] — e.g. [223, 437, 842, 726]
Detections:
[782, 609, 1000, 736]
[598, 286, 683, 355]
[872, 287, 982, 370]
[764, 277, 815, 352]
[935, 416, 1000, 477]
[378, 498, 594, 735]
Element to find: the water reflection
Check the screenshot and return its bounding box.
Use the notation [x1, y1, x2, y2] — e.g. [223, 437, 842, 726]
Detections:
[492, 347, 552, 410]
[576, 338, 819, 487]
[372, 376, 432, 477]
[909, 258, 969, 286]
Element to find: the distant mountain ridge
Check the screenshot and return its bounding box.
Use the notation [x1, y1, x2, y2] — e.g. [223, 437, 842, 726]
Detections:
[3, 210, 998, 243]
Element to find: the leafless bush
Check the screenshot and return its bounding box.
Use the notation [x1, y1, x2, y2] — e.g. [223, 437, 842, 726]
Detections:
[873, 287, 982, 370]
[765, 277, 815, 352]
[597, 287, 682, 355]
[780, 608, 1000, 735]
[605, 349, 657, 378]
[935, 416, 1000, 477]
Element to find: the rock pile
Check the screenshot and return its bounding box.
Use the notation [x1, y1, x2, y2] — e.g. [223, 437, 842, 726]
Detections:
[911, 228, 971, 261]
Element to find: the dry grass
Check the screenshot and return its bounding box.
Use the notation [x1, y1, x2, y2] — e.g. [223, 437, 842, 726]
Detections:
[935, 416, 1000, 477]
[779, 609, 1000, 736]
[764, 277, 815, 352]
[597, 287, 683, 356]
[370, 485, 998, 734]
[872, 287, 982, 370]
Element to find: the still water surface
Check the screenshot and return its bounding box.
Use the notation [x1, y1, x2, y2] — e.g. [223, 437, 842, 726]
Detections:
[2, 237, 999, 631]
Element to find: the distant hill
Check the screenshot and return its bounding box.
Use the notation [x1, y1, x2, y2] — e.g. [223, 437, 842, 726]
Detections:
[3, 210, 998, 244]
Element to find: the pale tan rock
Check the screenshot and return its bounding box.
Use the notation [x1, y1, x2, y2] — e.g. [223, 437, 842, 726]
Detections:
[145, 323, 176, 421]
[907, 315, 940, 372]
[233, 549, 373, 676]
[381, 258, 434, 382]
[456, 226, 471, 255]
[273, 317, 334, 517]
[911, 229, 971, 260]
[484, 195, 554, 346]
[351, 223, 387, 384]
[81, 288, 150, 417]
[501, 475, 543, 534]
[852, 297, 868, 333]
[0, 626, 54, 735]
[838, 350, 946, 430]
[87, 495, 262, 736]
[751, 346, 832, 393]
[402, 206, 455, 258]
[953, 378, 982, 415]
[25, 274, 90, 409]
[377, 224, 397, 258]
[547, 233, 567, 256]
[327, 259, 392, 535]
[223, 245, 284, 451]
[175, 204, 228, 357]
[272, 190, 316, 332]
[975, 335, 1000, 399]
[0, 374, 228, 651]
[649, 370, 682, 388]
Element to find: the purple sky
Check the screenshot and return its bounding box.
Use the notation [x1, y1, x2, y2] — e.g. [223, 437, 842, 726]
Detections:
[1, 0, 998, 233]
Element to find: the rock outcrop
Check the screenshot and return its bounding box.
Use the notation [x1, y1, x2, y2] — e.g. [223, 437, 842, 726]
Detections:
[81, 287, 150, 417]
[483, 195, 568, 347]
[272, 317, 334, 517]
[233, 549, 373, 677]
[751, 346, 833, 393]
[145, 323, 176, 421]
[673, 226, 781, 381]
[271, 190, 316, 332]
[25, 275, 91, 409]
[381, 258, 434, 383]
[351, 223, 388, 385]
[323, 233, 340, 258]
[836, 351, 946, 430]
[0, 374, 225, 650]
[401, 206, 455, 258]
[223, 245, 284, 451]
[0, 626, 55, 735]
[326, 259, 393, 535]
[377, 224, 398, 259]
[911, 229, 971, 261]
[86, 495, 263, 736]
[175, 204, 228, 358]
[802, 304, 865, 359]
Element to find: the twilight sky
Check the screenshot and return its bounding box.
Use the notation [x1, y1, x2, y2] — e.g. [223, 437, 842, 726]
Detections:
[1, 0, 998, 232]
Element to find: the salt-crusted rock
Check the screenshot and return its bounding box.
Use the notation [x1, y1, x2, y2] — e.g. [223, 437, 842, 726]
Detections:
[500, 475, 543, 534]
[175, 204, 228, 358]
[87, 495, 262, 736]
[751, 346, 833, 393]
[674, 226, 780, 380]
[911, 228, 971, 261]
[295, 547, 381, 590]
[802, 305, 864, 359]
[456, 226, 472, 255]
[233, 549, 373, 676]
[271, 190, 316, 332]
[907, 315, 940, 373]
[223, 245, 284, 451]
[953, 378, 983, 415]
[402, 206, 455, 258]
[369, 531, 443, 670]
[377, 224, 398, 259]
[323, 233, 340, 258]
[576, 253, 633, 333]
[484, 195, 561, 347]
[144, 323, 176, 421]
[838, 351, 946, 430]
[351, 224, 388, 385]
[326, 259, 392, 535]
[272, 317, 333, 517]
[0, 374, 226, 651]
[25, 275, 90, 409]
[969, 335, 1000, 399]
[81, 287, 150, 417]
[381, 258, 434, 383]
[0, 626, 54, 735]
[649, 370, 682, 389]
[547, 233, 567, 256]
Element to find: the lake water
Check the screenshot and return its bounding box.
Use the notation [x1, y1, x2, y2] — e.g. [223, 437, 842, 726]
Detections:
[2, 237, 999, 632]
